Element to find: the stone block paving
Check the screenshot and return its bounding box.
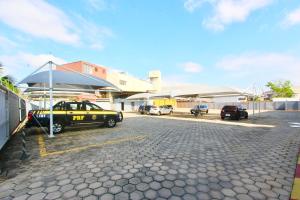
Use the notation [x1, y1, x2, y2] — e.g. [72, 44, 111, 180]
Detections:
[0, 111, 300, 199]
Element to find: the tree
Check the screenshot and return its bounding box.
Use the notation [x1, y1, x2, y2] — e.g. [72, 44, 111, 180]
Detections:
[266, 80, 294, 98]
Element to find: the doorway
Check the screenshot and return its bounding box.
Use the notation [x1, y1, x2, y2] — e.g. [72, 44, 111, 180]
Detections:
[121, 102, 124, 111]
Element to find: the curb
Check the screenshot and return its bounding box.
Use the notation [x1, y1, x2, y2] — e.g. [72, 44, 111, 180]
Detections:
[291, 149, 300, 200]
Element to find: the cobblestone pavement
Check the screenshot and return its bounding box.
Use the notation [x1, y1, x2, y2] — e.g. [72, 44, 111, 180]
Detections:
[0, 111, 300, 200]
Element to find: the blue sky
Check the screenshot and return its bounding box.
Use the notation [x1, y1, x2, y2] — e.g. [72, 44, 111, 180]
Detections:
[0, 0, 300, 89]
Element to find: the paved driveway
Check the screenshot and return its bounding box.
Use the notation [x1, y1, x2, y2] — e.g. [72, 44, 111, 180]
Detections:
[0, 111, 300, 200]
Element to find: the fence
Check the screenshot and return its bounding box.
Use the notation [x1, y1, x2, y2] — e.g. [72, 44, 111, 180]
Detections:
[176, 100, 300, 111]
[0, 85, 26, 150]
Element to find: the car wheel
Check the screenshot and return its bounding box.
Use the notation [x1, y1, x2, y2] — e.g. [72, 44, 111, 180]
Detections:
[106, 118, 116, 128]
[221, 117, 225, 120]
[236, 115, 240, 120]
[245, 114, 248, 119]
[206, 110, 208, 114]
[158, 111, 161, 116]
[52, 122, 64, 134]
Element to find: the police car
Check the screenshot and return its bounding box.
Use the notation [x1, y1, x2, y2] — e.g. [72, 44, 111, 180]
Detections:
[26, 101, 123, 134]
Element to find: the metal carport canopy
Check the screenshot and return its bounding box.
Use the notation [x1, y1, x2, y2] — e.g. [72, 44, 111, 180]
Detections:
[19, 70, 117, 89]
[19, 62, 120, 138]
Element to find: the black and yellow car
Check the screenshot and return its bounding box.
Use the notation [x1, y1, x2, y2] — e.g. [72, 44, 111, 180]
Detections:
[26, 101, 123, 134]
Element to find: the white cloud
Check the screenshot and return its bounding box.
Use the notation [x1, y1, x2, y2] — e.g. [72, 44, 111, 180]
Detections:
[75, 15, 113, 51]
[0, 0, 79, 45]
[184, 0, 273, 31]
[282, 7, 300, 27]
[0, 0, 112, 49]
[180, 62, 203, 73]
[0, 53, 66, 81]
[0, 35, 17, 50]
[216, 52, 300, 85]
[184, 0, 206, 13]
[87, 0, 110, 11]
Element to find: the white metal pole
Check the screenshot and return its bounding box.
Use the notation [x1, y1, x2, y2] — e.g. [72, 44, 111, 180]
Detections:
[49, 61, 54, 138]
[252, 84, 255, 116]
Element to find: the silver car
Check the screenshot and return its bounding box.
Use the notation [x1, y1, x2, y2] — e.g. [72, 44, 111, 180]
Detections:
[149, 105, 173, 115]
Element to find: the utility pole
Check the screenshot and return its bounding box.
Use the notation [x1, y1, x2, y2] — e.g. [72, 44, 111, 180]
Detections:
[252, 84, 255, 116]
[49, 61, 54, 138]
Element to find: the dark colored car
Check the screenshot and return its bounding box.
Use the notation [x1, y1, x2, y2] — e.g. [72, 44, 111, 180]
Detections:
[190, 104, 209, 116]
[138, 105, 153, 114]
[220, 105, 248, 120]
[26, 101, 123, 134]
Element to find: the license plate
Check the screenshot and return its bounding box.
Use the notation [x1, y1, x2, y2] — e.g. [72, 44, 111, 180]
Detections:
[225, 114, 230, 117]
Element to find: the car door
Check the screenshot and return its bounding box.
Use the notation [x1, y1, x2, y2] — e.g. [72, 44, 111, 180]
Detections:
[84, 102, 104, 123]
[52, 101, 67, 124]
[160, 106, 166, 114]
[238, 106, 245, 118]
[66, 102, 87, 124]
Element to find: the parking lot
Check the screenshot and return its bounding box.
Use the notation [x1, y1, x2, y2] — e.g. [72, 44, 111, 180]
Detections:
[0, 111, 300, 200]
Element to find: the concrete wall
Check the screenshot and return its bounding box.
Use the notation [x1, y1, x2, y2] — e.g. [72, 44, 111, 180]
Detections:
[0, 85, 26, 150]
[211, 96, 247, 103]
[113, 99, 153, 112]
[107, 71, 155, 92]
[177, 100, 300, 111]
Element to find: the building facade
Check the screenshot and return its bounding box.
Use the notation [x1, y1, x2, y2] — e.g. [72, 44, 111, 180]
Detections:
[56, 61, 162, 111]
[56, 61, 107, 79]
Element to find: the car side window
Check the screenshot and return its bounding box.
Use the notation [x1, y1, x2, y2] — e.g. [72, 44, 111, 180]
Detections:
[86, 103, 103, 111]
[67, 103, 79, 110]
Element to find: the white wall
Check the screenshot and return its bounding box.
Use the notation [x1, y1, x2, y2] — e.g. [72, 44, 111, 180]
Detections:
[113, 99, 154, 112]
[107, 71, 155, 92]
[272, 97, 300, 102]
[212, 95, 247, 103]
[94, 102, 112, 110]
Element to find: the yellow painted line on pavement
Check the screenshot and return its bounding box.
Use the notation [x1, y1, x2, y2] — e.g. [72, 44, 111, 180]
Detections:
[37, 134, 47, 157]
[37, 134, 147, 157]
[291, 178, 300, 200]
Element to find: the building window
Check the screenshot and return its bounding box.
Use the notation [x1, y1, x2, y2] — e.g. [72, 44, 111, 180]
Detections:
[83, 64, 93, 74]
[119, 80, 126, 85]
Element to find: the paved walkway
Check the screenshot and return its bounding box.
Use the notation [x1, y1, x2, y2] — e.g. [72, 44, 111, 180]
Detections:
[0, 111, 299, 200]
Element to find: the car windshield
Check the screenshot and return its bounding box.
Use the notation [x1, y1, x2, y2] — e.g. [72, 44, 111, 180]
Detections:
[200, 105, 207, 108]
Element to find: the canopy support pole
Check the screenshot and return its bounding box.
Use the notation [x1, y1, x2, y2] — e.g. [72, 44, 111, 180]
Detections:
[49, 61, 54, 138]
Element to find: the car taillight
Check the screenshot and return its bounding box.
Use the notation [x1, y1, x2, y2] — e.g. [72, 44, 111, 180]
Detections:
[28, 112, 33, 121]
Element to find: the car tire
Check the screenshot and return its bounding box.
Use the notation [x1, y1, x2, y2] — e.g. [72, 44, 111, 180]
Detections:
[221, 117, 225, 120]
[206, 110, 208, 114]
[236, 115, 240, 120]
[245, 114, 248, 119]
[106, 118, 116, 128]
[158, 111, 161, 116]
[51, 122, 64, 134]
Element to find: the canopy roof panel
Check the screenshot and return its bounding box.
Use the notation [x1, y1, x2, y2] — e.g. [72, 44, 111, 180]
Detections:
[19, 70, 118, 89]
